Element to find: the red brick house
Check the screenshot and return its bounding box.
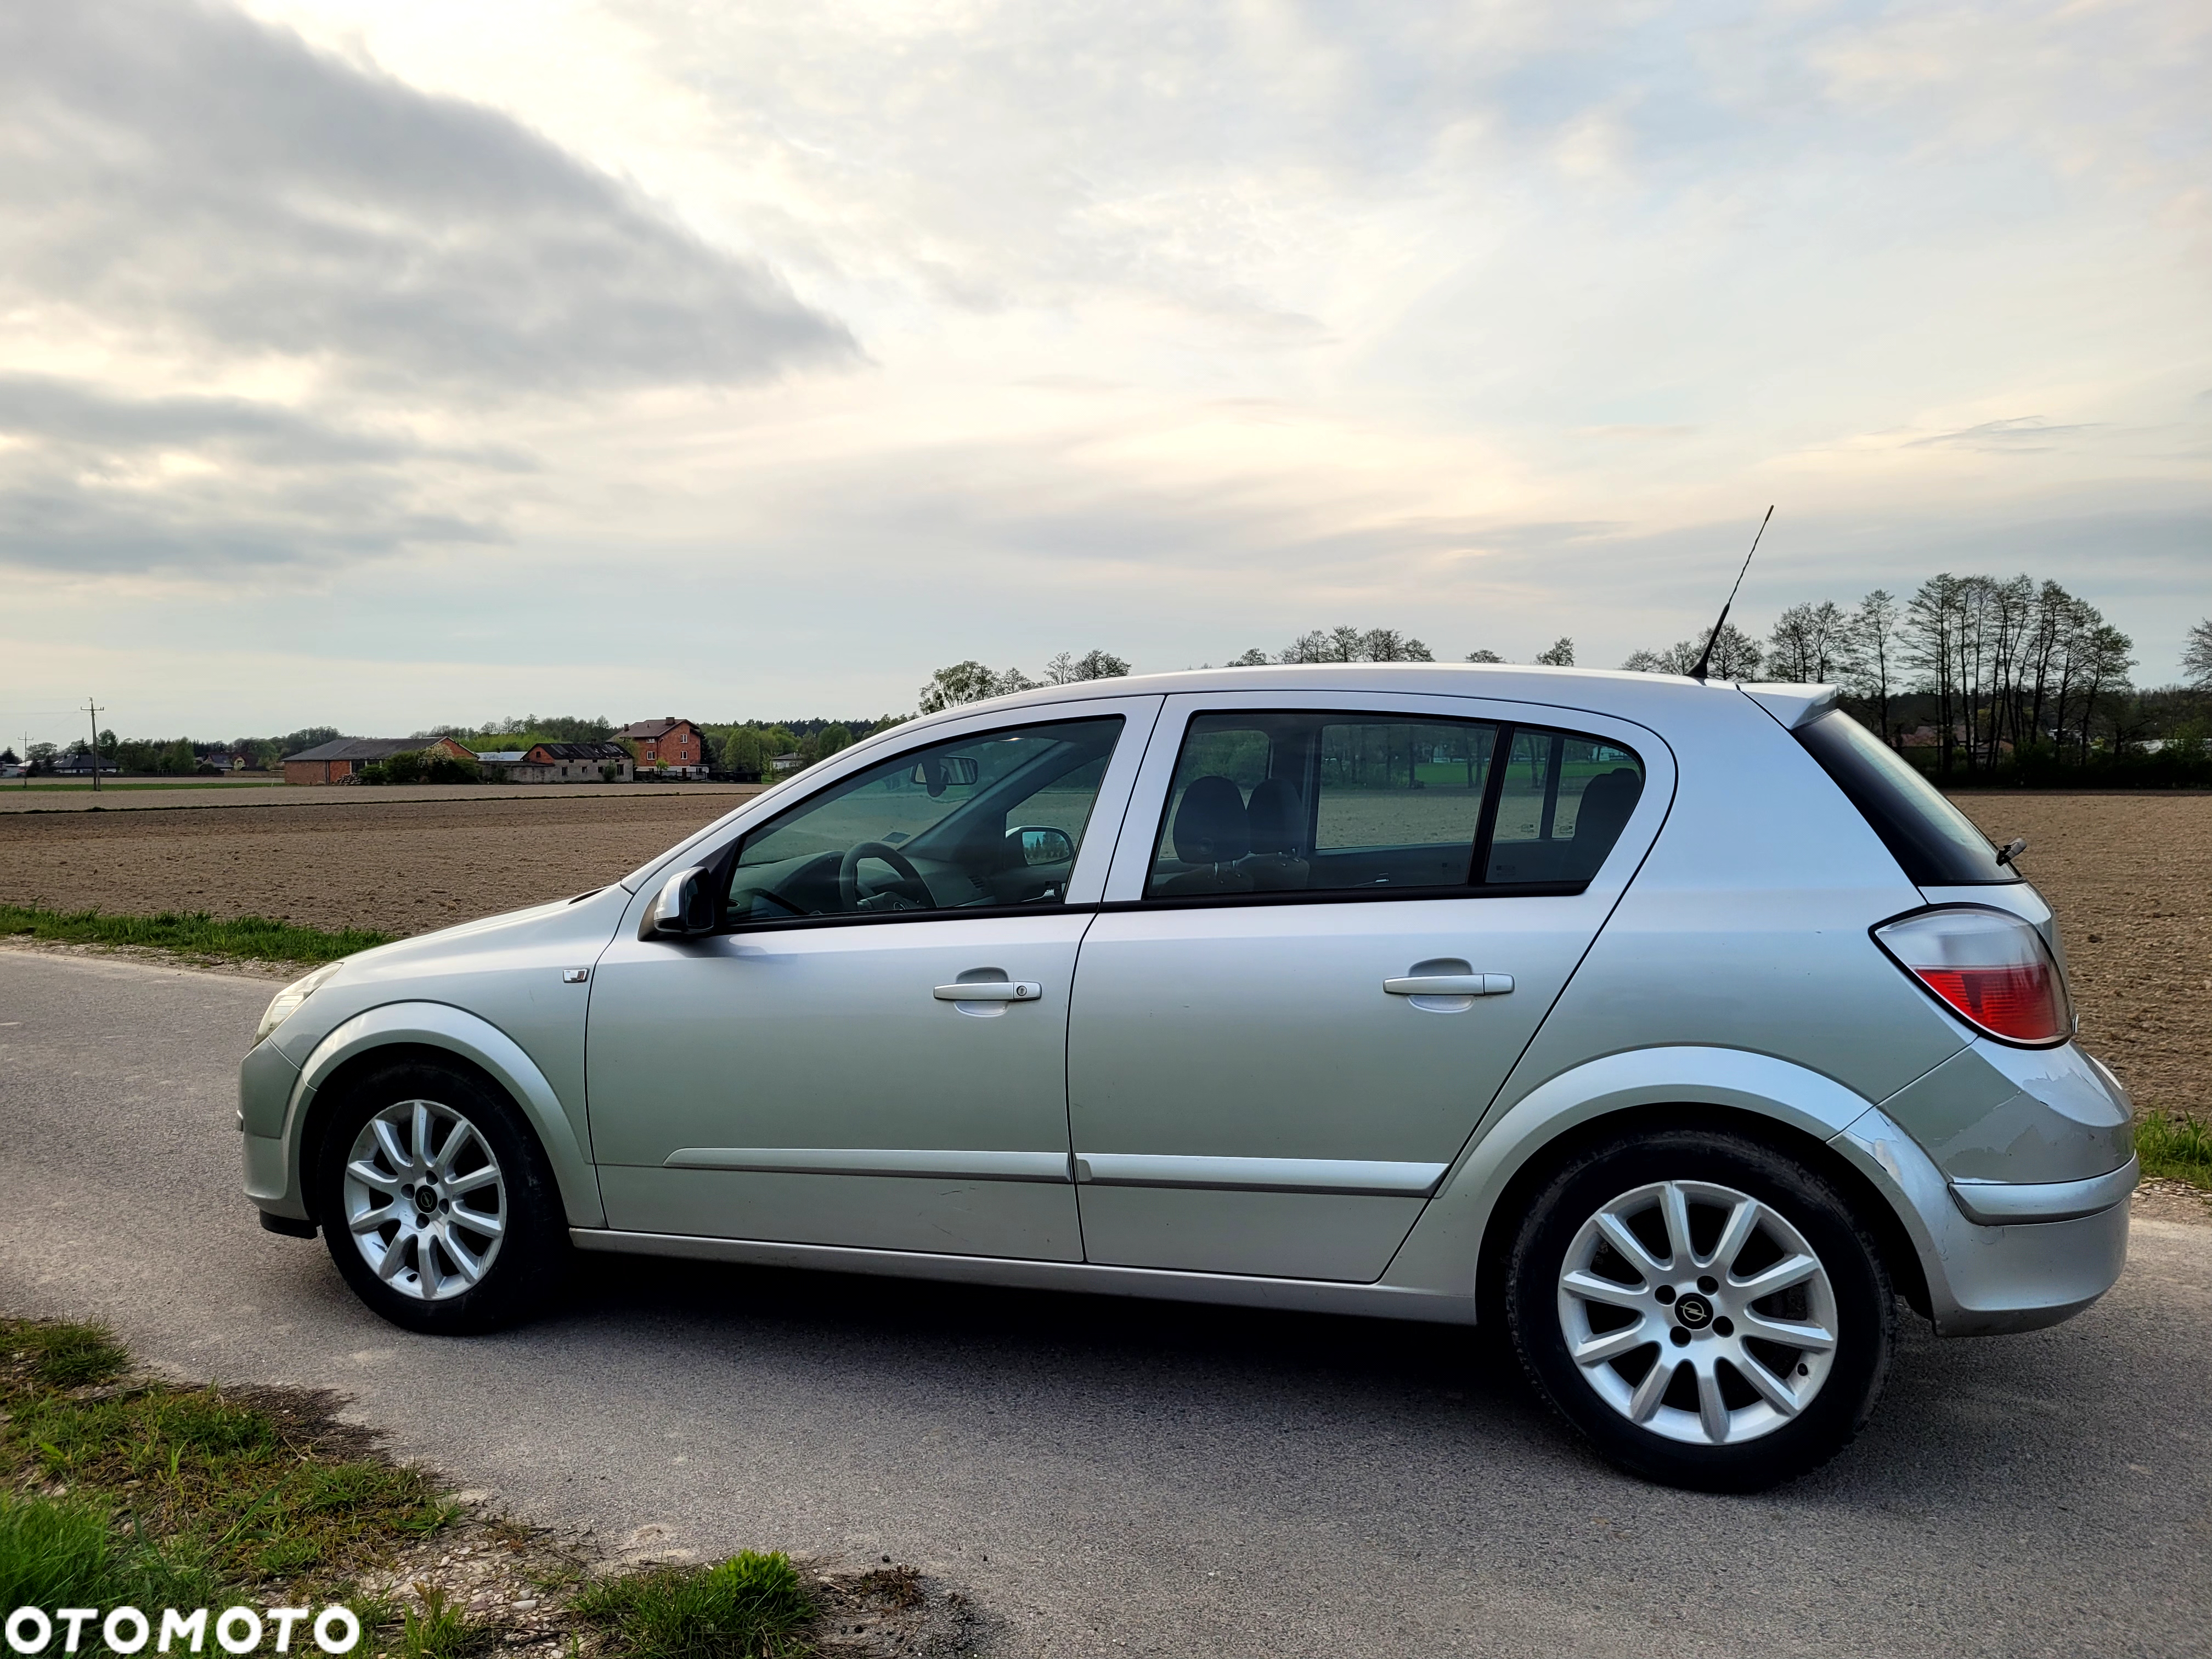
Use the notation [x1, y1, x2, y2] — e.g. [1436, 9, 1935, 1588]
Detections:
[617, 717, 708, 777]
[281, 738, 420, 785]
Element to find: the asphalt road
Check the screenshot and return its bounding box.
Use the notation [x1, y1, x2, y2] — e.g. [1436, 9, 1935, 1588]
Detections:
[3, 947, 2207, 1658]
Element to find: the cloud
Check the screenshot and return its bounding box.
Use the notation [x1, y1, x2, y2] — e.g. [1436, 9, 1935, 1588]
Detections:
[0, 374, 515, 573]
[1906, 417, 2097, 452]
[0, 0, 855, 397]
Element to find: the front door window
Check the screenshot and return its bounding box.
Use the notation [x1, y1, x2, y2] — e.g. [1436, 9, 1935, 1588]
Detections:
[732, 718, 1123, 920]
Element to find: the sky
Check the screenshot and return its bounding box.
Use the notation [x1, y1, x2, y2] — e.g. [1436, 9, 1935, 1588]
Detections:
[1, 0, 2207, 743]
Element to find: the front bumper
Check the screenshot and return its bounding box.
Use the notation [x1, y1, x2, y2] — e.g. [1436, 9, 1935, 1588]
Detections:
[240, 1037, 308, 1221]
[1833, 1106, 2133, 1336]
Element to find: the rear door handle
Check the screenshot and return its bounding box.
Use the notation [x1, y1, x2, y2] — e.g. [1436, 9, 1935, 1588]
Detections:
[933, 981, 1042, 1002]
[1384, 974, 1513, 996]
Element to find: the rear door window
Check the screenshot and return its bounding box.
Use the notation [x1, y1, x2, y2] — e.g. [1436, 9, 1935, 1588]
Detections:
[1144, 710, 1643, 900]
[1483, 731, 1647, 886]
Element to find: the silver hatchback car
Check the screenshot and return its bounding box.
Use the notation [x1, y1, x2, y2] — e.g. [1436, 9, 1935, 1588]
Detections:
[241, 665, 2134, 1490]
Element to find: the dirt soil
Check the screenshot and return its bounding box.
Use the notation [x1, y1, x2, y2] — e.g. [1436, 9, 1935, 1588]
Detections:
[1, 788, 2204, 1118]
[0, 796, 737, 936]
[1951, 794, 2211, 1122]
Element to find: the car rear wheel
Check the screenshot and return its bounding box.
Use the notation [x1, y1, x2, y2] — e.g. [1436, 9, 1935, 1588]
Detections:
[314, 1058, 568, 1335]
[1505, 1126, 1893, 1492]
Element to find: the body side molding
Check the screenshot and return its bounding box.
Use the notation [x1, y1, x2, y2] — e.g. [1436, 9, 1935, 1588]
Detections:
[664, 1148, 1071, 1183]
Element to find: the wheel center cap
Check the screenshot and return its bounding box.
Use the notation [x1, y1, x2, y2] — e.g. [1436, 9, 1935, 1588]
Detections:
[414, 1186, 438, 1215]
[1674, 1293, 1714, 1329]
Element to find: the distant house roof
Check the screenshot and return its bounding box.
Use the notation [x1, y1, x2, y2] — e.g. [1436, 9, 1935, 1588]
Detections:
[528, 742, 630, 760]
[616, 717, 695, 739]
[283, 738, 420, 763]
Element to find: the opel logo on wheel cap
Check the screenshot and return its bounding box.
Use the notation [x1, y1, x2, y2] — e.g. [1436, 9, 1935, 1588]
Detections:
[1675, 1293, 1714, 1329]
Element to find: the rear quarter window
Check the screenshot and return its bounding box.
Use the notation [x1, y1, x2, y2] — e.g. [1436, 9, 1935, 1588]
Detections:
[1795, 708, 2016, 887]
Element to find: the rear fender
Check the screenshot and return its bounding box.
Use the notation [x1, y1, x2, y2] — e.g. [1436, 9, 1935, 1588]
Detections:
[1384, 1046, 1896, 1311]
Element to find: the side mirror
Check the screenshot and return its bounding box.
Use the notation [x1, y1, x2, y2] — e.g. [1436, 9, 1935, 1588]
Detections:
[640, 865, 715, 939]
[1008, 826, 1075, 867]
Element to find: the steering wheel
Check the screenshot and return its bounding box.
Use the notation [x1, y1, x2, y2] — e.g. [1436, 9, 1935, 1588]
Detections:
[838, 840, 928, 911]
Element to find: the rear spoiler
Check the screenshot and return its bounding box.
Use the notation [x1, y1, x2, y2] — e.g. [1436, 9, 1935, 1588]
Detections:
[1739, 683, 1841, 730]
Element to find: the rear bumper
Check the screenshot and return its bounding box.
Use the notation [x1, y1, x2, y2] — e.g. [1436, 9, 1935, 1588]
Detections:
[1832, 1107, 2132, 1337]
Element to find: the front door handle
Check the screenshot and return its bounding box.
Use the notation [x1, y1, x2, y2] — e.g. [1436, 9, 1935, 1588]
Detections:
[933, 981, 1042, 1002]
[1384, 974, 1513, 996]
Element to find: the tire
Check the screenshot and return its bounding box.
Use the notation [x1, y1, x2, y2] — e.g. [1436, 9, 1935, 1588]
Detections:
[1505, 1126, 1893, 1492]
[314, 1057, 569, 1335]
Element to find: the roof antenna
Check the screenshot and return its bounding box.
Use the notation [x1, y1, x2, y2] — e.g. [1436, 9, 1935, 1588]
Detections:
[1689, 505, 1774, 682]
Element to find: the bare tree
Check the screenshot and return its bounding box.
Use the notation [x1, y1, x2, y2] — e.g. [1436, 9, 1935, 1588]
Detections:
[2184, 617, 2212, 690]
[1360, 628, 1435, 662]
[1282, 626, 1433, 663]
[1847, 590, 1901, 744]
[1767, 601, 1854, 683]
[1622, 626, 1760, 678]
[1226, 648, 1272, 667]
[1904, 574, 1966, 775]
[1045, 649, 1130, 684]
[1533, 637, 1575, 667]
[1464, 649, 1504, 664]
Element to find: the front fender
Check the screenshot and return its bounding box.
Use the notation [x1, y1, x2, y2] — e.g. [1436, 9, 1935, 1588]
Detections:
[283, 1001, 605, 1228]
[1381, 1046, 1880, 1308]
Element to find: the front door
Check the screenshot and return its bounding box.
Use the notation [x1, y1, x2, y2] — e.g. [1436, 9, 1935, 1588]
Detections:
[588, 706, 1150, 1260]
[1068, 695, 1663, 1281]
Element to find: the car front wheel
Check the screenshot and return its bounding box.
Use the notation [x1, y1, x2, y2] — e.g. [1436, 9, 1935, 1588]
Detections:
[314, 1058, 568, 1334]
[1505, 1127, 1893, 1492]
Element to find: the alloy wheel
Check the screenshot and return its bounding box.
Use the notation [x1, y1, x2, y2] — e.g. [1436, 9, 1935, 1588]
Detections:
[1555, 1179, 1839, 1446]
[340, 1098, 507, 1301]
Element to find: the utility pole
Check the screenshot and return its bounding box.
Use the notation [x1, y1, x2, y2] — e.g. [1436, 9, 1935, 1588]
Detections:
[84, 697, 103, 793]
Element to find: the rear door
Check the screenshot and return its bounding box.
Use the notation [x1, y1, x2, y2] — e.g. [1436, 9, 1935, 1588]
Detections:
[1066, 691, 1669, 1281]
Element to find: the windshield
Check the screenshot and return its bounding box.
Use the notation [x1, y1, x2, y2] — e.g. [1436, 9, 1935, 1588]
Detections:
[1796, 708, 2017, 886]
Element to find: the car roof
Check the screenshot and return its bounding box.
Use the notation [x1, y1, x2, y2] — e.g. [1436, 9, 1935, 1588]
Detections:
[956, 662, 1837, 731]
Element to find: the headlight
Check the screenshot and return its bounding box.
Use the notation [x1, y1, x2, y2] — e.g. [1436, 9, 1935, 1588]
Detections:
[255, 963, 343, 1048]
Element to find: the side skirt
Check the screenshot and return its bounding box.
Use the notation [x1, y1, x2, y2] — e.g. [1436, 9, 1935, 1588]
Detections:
[568, 1228, 1476, 1325]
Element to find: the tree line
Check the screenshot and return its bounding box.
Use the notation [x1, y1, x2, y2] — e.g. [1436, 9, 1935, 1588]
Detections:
[911, 593, 2209, 783]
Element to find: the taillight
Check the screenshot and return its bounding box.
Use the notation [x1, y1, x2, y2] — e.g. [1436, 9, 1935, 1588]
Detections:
[1873, 906, 2073, 1046]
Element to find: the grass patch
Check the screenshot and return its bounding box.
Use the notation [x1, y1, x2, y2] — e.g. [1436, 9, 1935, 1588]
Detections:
[572, 1553, 816, 1659]
[394, 1587, 494, 1659]
[0, 905, 392, 964]
[0, 1491, 213, 1615]
[0, 1320, 891, 1657]
[0, 1318, 454, 1606]
[2138, 1111, 2212, 1190]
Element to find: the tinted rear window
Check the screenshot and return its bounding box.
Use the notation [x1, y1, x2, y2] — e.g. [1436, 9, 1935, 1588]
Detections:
[1795, 708, 2016, 886]
[1145, 710, 1644, 900]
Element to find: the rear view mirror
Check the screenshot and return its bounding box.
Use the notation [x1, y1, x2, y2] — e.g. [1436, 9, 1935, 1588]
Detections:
[640, 865, 715, 939]
[1009, 826, 1075, 867]
[912, 754, 980, 797]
